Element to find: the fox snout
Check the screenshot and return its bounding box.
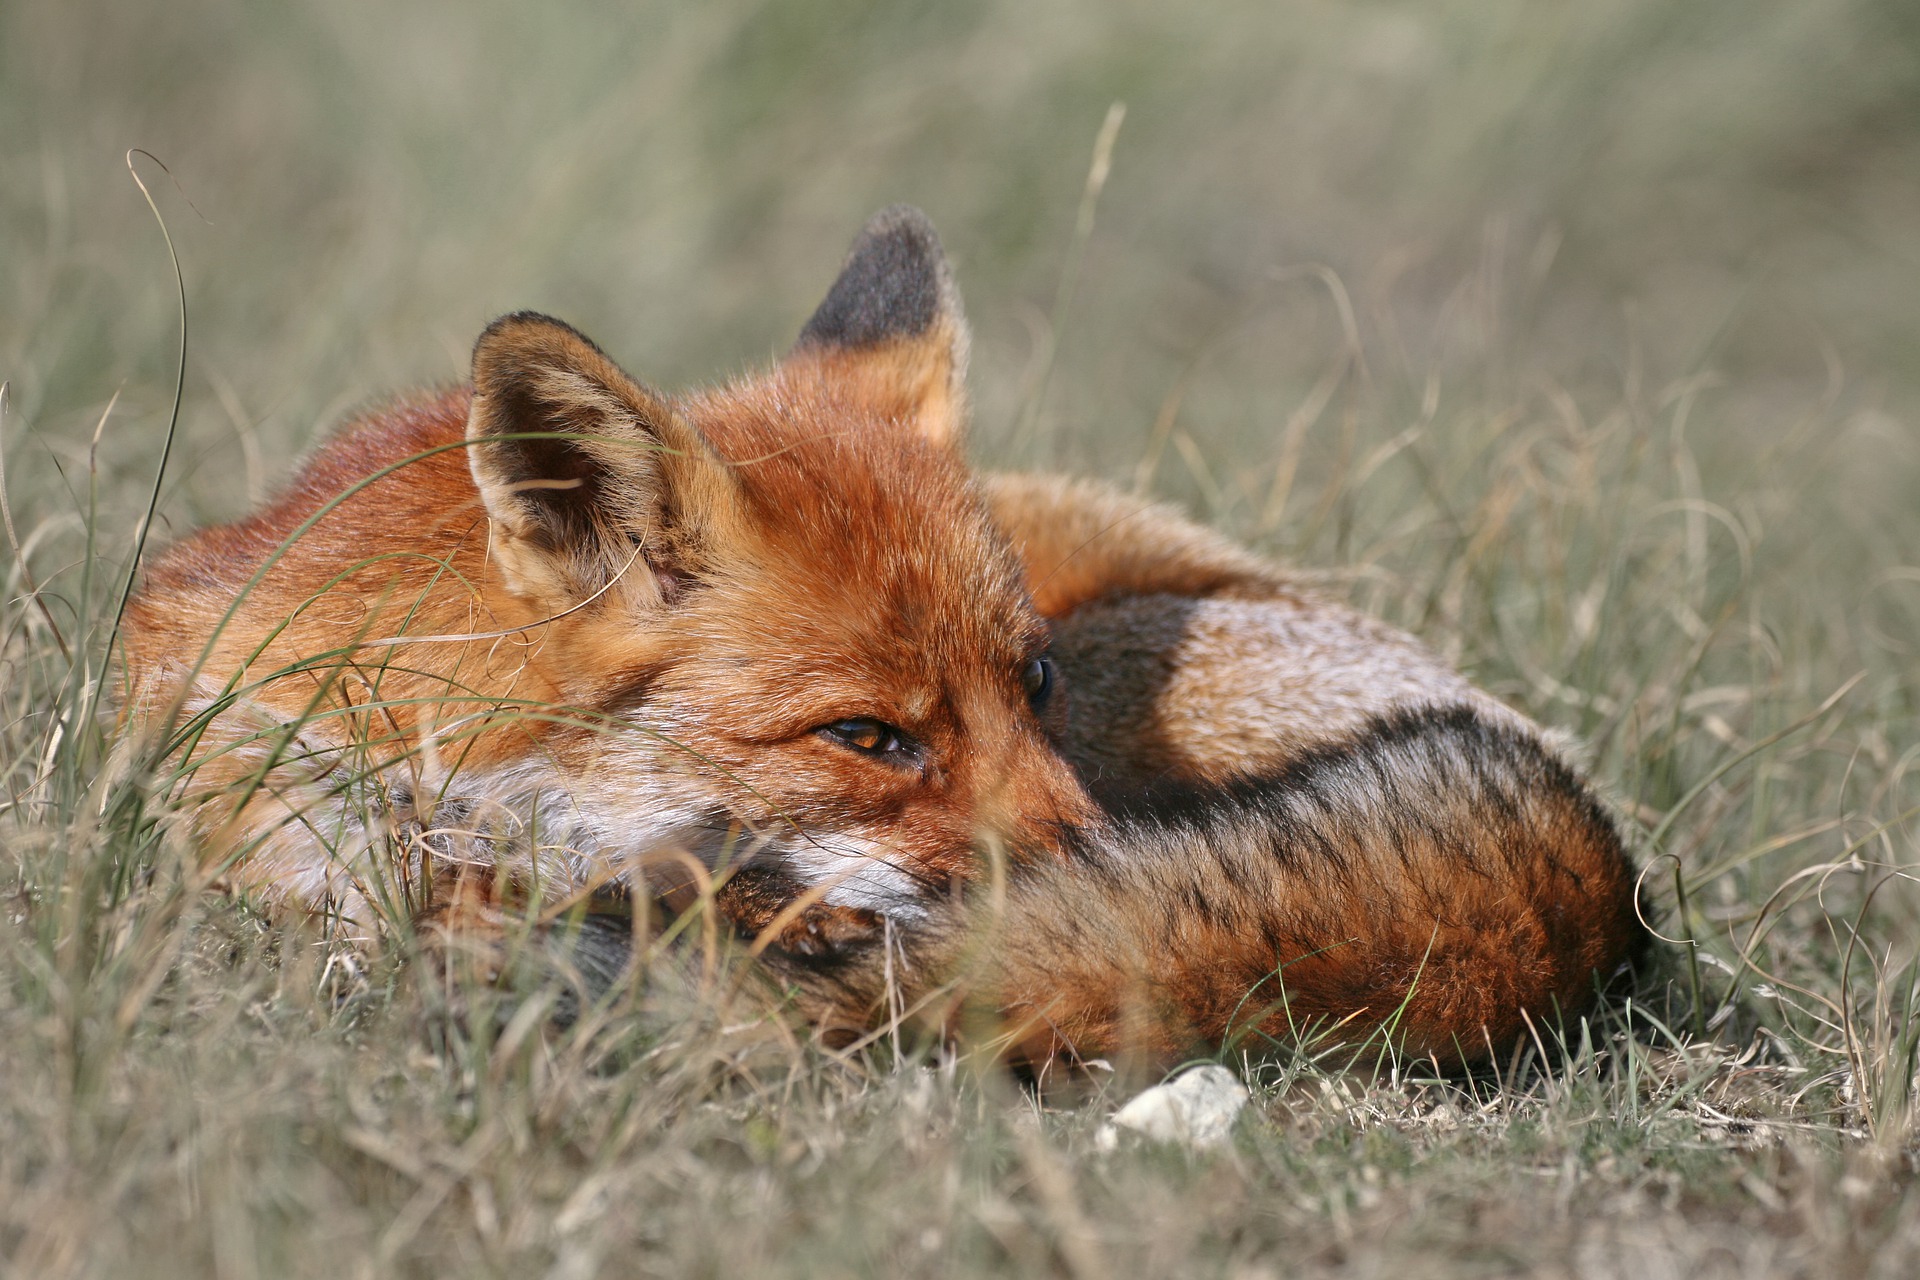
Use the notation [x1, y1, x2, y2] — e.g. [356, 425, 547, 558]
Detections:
[974, 730, 1102, 863]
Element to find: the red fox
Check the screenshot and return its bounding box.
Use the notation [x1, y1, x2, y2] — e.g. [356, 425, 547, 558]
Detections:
[122, 206, 1642, 1071]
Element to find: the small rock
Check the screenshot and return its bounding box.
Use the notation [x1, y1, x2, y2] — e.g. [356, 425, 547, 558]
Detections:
[1095, 1064, 1249, 1151]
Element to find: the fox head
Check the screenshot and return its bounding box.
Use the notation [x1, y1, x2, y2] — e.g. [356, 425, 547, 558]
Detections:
[462, 206, 1097, 911]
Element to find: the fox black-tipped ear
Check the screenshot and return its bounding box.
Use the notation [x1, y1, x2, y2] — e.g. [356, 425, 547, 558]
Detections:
[467, 312, 724, 607]
[791, 205, 970, 448]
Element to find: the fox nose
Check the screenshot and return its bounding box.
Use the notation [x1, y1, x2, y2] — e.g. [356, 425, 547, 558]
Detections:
[978, 732, 1099, 861]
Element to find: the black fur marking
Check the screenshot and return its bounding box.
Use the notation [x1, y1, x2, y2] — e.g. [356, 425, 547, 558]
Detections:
[542, 911, 642, 1027]
[1102, 704, 1588, 836]
[797, 205, 948, 350]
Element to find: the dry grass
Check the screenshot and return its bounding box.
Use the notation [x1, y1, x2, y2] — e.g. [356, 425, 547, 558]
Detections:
[4, 0, 1920, 1275]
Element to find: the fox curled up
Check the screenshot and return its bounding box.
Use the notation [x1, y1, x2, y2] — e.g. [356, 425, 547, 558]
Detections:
[122, 205, 1644, 1074]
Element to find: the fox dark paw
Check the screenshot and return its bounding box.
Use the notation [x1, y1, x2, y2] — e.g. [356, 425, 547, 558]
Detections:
[771, 902, 886, 958]
[712, 867, 888, 958]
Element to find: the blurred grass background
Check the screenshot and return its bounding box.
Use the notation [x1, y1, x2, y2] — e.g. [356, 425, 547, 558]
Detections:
[8, 0, 1919, 505]
[4, 0, 1920, 1276]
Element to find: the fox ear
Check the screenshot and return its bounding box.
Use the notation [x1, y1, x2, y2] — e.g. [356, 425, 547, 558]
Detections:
[467, 312, 722, 607]
[791, 205, 970, 449]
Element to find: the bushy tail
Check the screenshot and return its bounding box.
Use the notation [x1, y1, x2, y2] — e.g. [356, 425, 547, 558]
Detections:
[774, 705, 1646, 1072]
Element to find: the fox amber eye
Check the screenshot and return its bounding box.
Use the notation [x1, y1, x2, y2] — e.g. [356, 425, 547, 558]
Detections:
[820, 717, 918, 761]
[1022, 654, 1057, 711]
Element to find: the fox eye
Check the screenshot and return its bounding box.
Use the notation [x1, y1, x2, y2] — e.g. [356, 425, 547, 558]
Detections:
[1022, 654, 1057, 712]
[820, 717, 919, 762]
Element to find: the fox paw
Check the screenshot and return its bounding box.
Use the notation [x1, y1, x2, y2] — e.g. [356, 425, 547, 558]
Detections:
[771, 902, 886, 958]
[712, 868, 887, 958]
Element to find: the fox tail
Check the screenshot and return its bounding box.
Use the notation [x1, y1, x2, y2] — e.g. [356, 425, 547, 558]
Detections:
[775, 704, 1646, 1073]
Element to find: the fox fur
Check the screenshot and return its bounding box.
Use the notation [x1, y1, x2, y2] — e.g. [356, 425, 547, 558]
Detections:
[121, 205, 1642, 1071]
[767, 704, 1638, 1072]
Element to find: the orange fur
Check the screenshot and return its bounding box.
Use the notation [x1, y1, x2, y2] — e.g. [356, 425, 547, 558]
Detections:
[122, 206, 1641, 1067]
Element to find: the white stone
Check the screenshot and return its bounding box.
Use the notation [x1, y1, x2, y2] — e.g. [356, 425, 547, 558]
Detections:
[1094, 1064, 1250, 1151]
